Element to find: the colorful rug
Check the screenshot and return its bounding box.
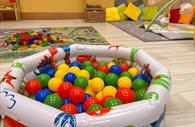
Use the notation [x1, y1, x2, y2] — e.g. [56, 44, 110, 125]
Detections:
[0, 27, 109, 63]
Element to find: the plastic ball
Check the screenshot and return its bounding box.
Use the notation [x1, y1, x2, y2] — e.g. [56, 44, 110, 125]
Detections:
[25, 79, 42, 95]
[35, 88, 52, 102]
[84, 93, 91, 101]
[61, 98, 71, 105]
[36, 74, 50, 88]
[78, 70, 90, 80]
[117, 76, 132, 89]
[96, 91, 103, 101]
[76, 104, 85, 113]
[116, 88, 134, 103]
[102, 86, 117, 97]
[104, 98, 122, 108]
[94, 71, 106, 80]
[44, 93, 62, 108]
[87, 104, 103, 112]
[83, 97, 99, 111]
[128, 67, 140, 78]
[55, 70, 66, 79]
[97, 61, 107, 67]
[110, 65, 122, 75]
[99, 96, 113, 106]
[69, 87, 85, 104]
[57, 82, 73, 99]
[90, 78, 104, 92]
[82, 60, 93, 67]
[104, 73, 118, 87]
[107, 62, 116, 69]
[84, 66, 95, 77]
[58, 64, 69, 71]
[121, 71, 132, 79]
[118, 63, 129, 72]
[68, 66, 80, 76]
[85, 85, 95, 97]
[97, 65, 109, 74]
[70, 61, 82, 69]
[48, 77, 63, 92]
[133, 74, 150, 83]
[135, 89, 146, 101]
[132, 79, 147, 91]
[64, 73, 77, 84]
[74, 77, 88, 89]
[60, 104, 78, 114]
[45, 69, 56, 78]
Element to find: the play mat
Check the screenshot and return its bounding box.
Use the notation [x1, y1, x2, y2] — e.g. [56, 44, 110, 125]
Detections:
[144, 23, 195, 40]
[0, 27, 109, 63]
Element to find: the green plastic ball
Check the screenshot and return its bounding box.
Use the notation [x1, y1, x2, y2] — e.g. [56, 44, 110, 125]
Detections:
[30, 95, 35, 99]
[74, 77, 88, 89]
[132, 79, 147, 91]
[87, 104, 103, 112]
[104, 98, 122, 108]
[84, 66, 95, 77]
[94, 71, 106, 80]
[82, 60, 93, 67]
[97, 61, 107, 67]
[135, 89, 146, 101]
[37, 74, 51, 88]
[121, 71, 132, 79]
[44, 93, 62, 108]
[105, 73, 118, 87]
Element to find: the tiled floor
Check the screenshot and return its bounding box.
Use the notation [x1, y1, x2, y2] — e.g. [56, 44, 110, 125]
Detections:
[0, 20, 194, 127]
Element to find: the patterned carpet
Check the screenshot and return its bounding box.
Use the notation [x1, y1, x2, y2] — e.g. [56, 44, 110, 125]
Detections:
[0, 26, 109, 63]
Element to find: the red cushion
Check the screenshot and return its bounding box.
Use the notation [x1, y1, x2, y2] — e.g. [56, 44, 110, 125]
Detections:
[169, 8, 180, 23]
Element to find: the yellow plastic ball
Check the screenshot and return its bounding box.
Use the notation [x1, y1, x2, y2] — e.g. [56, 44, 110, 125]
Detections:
[85, 85, 95, 97]
[68, 66, 80, 76]
[96, 91, 103, 101]
[31, 44, 37, 48]
[78, 70, 90, 80]
[128, 67, 140, 78]
[107, 62, 116, 69]
[118, 77, 132, 89]
[90, 78, 104, 92]
[48, 77, 63, 92]
[102, 86, 117, 97]
[55, 70, 66, 79]
[58, 64, 69, 71]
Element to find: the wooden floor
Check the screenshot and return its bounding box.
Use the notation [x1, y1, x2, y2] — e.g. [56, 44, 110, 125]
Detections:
[0, 20, 194, 127]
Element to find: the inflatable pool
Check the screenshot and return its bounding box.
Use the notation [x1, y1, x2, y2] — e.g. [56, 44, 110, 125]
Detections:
[0, 44, 171, 127]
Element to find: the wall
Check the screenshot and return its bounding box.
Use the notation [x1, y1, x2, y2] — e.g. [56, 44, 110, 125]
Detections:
[18, 0, 114, 19]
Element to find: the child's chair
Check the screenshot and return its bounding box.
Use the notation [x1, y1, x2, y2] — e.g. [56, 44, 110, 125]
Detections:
[0, 0, 21, 21]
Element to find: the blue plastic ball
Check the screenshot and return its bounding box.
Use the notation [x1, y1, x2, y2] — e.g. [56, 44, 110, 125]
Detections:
[64, 73, 77, 84]
[61, 98, 71, 106]
[45, 69, 56, 78]
[84, 93, 91, 101]
[76, 104, 85, 113]
[133, 74, 150, 83]
[70, 61, 82, 69]
[110, 65, 122, 75]
[35, 88, 52, 102]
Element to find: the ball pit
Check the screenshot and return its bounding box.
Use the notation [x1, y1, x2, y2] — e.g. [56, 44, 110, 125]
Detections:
[0, 44, 171, 127]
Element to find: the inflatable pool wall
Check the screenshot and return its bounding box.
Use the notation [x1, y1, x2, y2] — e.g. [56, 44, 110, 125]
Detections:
[0, 44, 171, 127]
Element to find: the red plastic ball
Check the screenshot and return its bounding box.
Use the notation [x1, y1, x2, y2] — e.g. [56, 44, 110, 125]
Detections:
[83, 97, 99, 111]
[116, 88, 135, 104]
[58, 82, 73, 99]
[69, 87, 85, 104]
[118, 63, 129, 72]
[60, 104, 78, 114]
[99, 96, 113, 106]
[25, 79, 42, 96]
[97, 65, 109, 74]
[93, 61, 99, 68]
